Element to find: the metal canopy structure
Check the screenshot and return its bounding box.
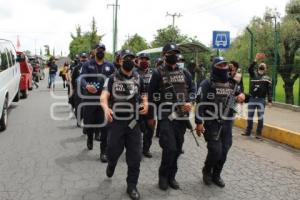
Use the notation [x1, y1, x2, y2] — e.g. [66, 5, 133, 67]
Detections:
[178, 42, 210, 54]
[138, 42, 210, 55]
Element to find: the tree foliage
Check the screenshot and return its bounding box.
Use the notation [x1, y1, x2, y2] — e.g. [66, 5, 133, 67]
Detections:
[121, 34, 149, 53]
[151, 25, 190, 48]
[224, 0, 300, 104]
[69, 17, 103, 59]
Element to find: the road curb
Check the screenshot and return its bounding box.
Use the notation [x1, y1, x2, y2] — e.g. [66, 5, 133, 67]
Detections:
[234, 117, 300, 149]
[273, 102, 300, 112]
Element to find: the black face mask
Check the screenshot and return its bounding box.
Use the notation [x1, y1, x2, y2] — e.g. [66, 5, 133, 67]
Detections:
[165, 54, 178, 65]
[212, 67, 228, 82]
[123, 60, 135, 72]
[96, 51, 105, 60]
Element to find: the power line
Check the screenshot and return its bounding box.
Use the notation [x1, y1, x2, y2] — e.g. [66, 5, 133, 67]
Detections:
[107, 0, 120, 57]
[166, 12, 182, 27]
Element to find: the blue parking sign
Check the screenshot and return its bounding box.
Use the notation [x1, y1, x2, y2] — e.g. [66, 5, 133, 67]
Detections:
[213, 31, 230, 49]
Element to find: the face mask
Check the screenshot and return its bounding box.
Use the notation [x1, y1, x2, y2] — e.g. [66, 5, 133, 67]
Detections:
[178, 63, 185, 69]
[96, 51, 105, 60]
[140, 61, 149, 69]
[123, 60, 135, 72]
[165, 54, 178, 65]
[212, 67, 228, 82]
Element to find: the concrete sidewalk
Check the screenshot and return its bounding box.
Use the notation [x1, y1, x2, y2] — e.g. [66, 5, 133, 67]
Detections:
[236, 104, 300, 134]
[235, 104, 300, 149]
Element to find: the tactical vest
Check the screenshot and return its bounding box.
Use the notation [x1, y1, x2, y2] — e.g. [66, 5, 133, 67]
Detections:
[204, 80, 234, 118]
[158, 66, 188, 103]
[138, 68, 152, 92]
[110, 71, 140, 117]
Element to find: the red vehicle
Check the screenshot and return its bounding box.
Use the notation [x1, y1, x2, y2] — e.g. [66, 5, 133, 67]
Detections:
[16, 52, 33, 98]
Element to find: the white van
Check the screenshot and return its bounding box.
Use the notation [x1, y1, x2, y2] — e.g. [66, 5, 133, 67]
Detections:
[0, 39, 21, 131]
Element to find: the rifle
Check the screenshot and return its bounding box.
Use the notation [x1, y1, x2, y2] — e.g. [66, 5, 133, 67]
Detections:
[186, 120, 200, 147]
[216, 73, 242, 140]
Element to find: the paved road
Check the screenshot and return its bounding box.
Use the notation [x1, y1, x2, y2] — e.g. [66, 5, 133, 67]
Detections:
[0, 79, 300, 200]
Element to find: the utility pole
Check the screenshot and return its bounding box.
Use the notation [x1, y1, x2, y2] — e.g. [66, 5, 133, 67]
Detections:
[166, 12, 182, 28]
[265, 15, 279, 101]
[126, 34, 131, 41]
[246, 27, 254, 93]
[107, 0, 120, 58]
[297, 16, 300, 106]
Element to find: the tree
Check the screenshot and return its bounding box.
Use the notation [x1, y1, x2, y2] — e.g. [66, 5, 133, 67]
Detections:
[278, 0, 300, 104]
[121, 34, 149, 53]
[69, 18, 103, 59]
[105, 52, 113, 62]
[224, 1, 300, 104]
[89, 17, 101, 51]
[151, 25, 189, 48]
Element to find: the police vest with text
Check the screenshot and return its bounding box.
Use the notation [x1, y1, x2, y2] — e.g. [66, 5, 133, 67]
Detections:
[110, 71, 140, 118]
[158, 66, 188, 117]
[137, 68, 152, 92]
[204, 80, 235, 119]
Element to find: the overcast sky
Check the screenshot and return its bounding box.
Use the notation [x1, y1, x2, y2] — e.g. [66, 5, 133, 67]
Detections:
[0, 0, 289, 56]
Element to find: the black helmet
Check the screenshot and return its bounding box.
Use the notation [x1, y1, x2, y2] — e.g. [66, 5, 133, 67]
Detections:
[80, 52, 88, 58]
[177, 54, 185, 62]
[155, 57, 163, 64]
[120, 49, 135, 59]
[162, 43, 180, 54]
[138, 53, 150, 60]
[212, 57, 228, 68]
[114, 51, 121, 58]
[94, 43, 106, 50]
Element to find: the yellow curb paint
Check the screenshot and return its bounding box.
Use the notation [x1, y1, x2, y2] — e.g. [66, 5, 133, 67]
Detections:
[234, 118, 300, 149]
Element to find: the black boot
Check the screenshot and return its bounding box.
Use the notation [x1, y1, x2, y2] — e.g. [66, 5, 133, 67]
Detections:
[87, 135, 93, 150]
[168, 179, 180, 190]
[143, 151, 153, 158]
[100, 142, 107, 163]
[158, 176, 169, 190]
[202, 167, 213, 185]
[212, 176, 225, 188]
[126, 187, 140, 200]
[212, 168, 225, 188]
[94, 132, 101, 141]
[106, 164, 116, 178]
[100, 153, 108, 163]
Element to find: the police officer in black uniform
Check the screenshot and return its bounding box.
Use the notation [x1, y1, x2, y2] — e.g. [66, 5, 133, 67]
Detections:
[135, 53, 154, 158]
[79, 43, 115, 162]
[148, 43, 195, 190]
[113, 51, 121, 69]
[71, 52, 88, 126]
[100, 49, 148, 200]
[70, 54, 80, 72]
[195, 57, 245, 188]
[155, 57, 163, 68]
